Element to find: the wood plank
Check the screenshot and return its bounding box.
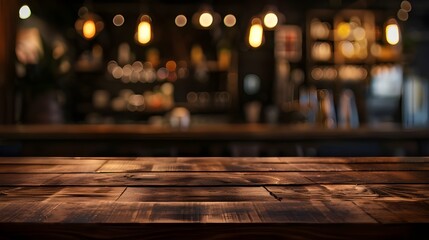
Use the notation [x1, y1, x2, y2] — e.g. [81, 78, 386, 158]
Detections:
[280, 157, 429, 164]
[266, 185, 378, 201]
[2, 171, 427, 187]
[117, 187, 274, 202]
[97, 160, 155, 172]
[303, 171, 429, 184]
[348, 163, 429, 171]
[0, 187, 61, 202]
[98, 161, 429, 172]
[45, 187, 126, 202]
[176, 157, 282, 163]
[354, 200, 429, 223]
[98, 161, 349, 172]
[0, 187, 125, 202]
[267, 184, 429, 202]
[366, 184, 429, 201]
[0, 174, 61, 186]
[288, 163, 429, 171]
[0, 157, 108, 165]
[0, 201, 375, 224]
[97, 161, 227, 172]
[0, 163, 105, 173]
[41, 172, 312, 186]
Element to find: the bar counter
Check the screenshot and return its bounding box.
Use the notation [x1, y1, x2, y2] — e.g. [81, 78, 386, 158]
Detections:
[0, 156, 428, 239]
[1, 124, 429, 140]
[1, 124, 428, 156]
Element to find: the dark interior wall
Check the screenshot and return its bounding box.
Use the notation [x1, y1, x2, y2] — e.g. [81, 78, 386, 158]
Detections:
[0, 0, 18, 124]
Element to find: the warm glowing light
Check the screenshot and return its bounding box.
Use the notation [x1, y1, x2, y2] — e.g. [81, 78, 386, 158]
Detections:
[337, 22, 351, 39]
[340, 41, 355, 58]
[224, 14, 236, 27]
[263, 12, 278, 29]
[175, 15, 187, 27]
[249, 19, 263, 48]
[397, 9, 409, 21]
[199, 12, 213, 28]
[353, 27, 366, 41]
[166, 60, 177, 72]
[75, 12, 104, 40]
[386, 23, 400, 45]
[113, 14, 125, 27]
[83, 20, 96, 39]
[401, 1, 412, 12]
[19, 5, 31, 19]
[137, 20, 151, 44]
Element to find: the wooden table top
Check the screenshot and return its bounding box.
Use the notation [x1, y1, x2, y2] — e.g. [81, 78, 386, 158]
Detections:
[0, 156, 428, 239]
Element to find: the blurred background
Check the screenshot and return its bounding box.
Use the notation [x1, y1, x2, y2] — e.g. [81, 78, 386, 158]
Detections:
[2, 0, 427, 126]
[0, 0, 428, 157]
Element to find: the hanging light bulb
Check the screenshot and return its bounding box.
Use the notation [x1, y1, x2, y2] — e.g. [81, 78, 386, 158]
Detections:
[385, 19, 400, 45]
[199, 12, 213, 28]
[136, 15, 152, 45]
[83, 20, 96, 39]
[249, 18, 264, 48]
[192, 5, 220, 29]
[263, 12, 278, 29]
[261, 5, 285, 30]
[75, 9, 104, 40]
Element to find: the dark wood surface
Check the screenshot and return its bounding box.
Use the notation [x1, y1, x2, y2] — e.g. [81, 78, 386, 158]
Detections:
[0, 157, 428, 239]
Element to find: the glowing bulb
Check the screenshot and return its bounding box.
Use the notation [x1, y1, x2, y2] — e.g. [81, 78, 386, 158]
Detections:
[199, 12, 213, 28]
[137, 21, 151, 44]
[249, 19, 263, 48]
[397, 9, 409, 21]
[401, 1, 412, 12]
[337, 22, 351, 39]
[113, 14, 125, 27]
[19, 5, 31, 19]
[263, 12, 278, 29]
[224, 14, 236, 27]
[386, 23, 400, 45]
[175, 15, 187, 27]
[83, 20, 96, 39]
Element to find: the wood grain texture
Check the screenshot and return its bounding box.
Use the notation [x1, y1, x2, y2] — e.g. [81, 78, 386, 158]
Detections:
[117, 187, 274, 202]
[0, 157, 109, 164]
[41, 172, 312, 186]
[354, 200, 429, 223]
[280, 157, 429, 163]
[0, 173, 61, 186]
[303, 171, 429, 184]
[0, 156, 428, 239]
[0, 201, 375, 223]
[98, 157, 429, 172]
[0, 187, 61, 202]
[267, 184, 429, 201]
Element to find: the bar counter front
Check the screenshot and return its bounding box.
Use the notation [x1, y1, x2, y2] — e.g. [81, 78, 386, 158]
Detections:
[0, 156, 428, 239]
[1, 124, 429, 157]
